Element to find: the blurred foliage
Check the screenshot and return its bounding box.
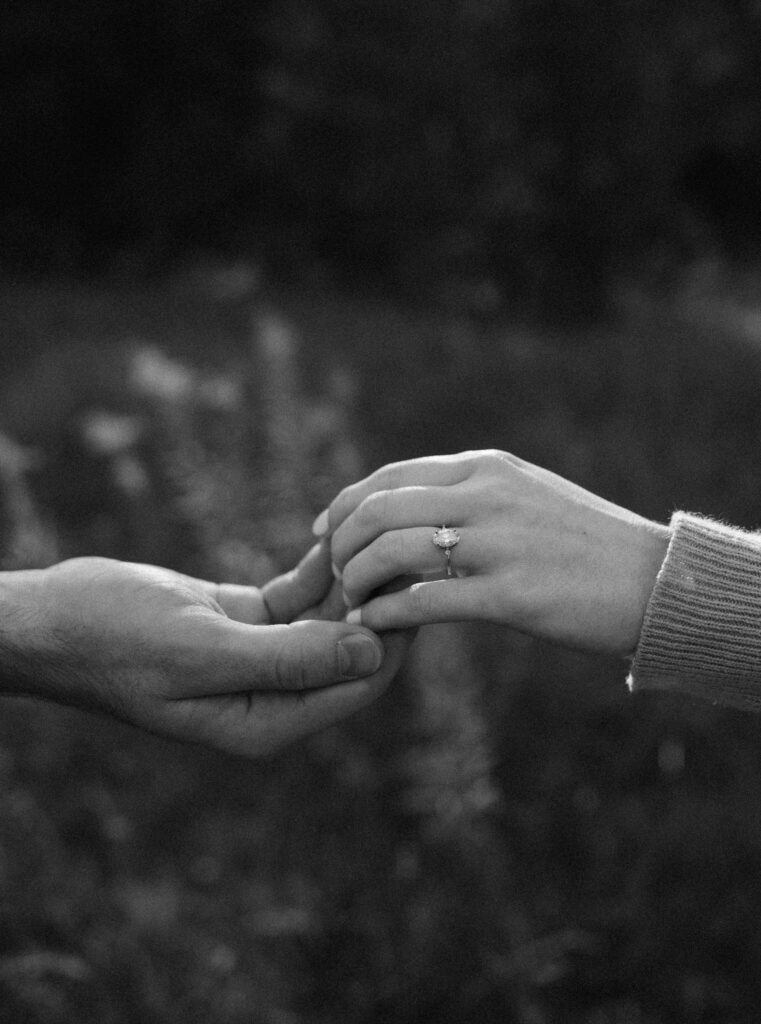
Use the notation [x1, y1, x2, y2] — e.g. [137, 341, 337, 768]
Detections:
[5, 0, 761, 318]
[2, 273, 761, 1020]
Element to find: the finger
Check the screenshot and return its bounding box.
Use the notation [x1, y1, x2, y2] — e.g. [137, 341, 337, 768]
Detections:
[171, 615, 385, 697]
[314, 454, 473, 537]
[261, 541, 333, 623]
[179, 573, 269, 625]
[168, 632, 410, 758]
[346, 577, 486, 631]
[341, 527, 466, 608]
[214, 584, 269, 624]
[330, 485, 460, 572]
[295, 577, 348, 622]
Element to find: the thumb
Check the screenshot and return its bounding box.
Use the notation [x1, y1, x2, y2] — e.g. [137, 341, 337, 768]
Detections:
[175, 616, 385, 698]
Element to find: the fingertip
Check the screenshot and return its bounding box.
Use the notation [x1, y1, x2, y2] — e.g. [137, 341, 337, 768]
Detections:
[337, 632, 382, 678]
[345, 607, 362, 626]
[312, 508, 330, 536]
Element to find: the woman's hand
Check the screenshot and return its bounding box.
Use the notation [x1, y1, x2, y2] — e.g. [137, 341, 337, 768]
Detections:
[313, 450, 670, 656]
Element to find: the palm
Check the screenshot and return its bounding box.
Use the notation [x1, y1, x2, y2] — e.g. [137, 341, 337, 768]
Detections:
[30, 552, 408, 759]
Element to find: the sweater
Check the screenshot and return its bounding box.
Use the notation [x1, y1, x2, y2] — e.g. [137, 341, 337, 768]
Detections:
[628, 512, 761, 712]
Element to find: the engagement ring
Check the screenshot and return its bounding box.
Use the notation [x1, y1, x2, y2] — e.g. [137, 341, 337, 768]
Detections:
[432, 525, 460, 577]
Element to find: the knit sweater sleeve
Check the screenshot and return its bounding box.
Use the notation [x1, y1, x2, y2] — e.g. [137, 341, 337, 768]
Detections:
[628, 512, 761, 712]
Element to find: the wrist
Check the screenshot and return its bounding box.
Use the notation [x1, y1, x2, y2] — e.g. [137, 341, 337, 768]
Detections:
[618, 519, 671, 657]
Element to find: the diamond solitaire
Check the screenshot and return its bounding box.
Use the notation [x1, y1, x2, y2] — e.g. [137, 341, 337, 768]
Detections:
[432, 525, 460, 577]
[432, 526, 460, 549]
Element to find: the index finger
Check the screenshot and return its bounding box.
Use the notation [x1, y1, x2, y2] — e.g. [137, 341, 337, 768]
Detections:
[312, 454, 472, 537]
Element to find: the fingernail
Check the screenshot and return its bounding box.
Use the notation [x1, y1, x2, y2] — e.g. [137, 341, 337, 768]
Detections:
[346, 608, 362, 626]
[312, 509, 330, 536]
[338, 633, 380, 678]
[332, 561, 342, 580]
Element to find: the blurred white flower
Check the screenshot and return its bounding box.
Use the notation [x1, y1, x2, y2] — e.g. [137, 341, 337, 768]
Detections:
[0, 433, 42, 474]
[79, 410, 143, 456]
[130, 345, 195, 402]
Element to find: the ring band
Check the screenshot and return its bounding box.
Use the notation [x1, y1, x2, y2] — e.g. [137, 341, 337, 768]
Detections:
[432, 525, 460, 578]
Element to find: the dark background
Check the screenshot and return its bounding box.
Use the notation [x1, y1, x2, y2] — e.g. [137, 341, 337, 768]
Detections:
[6, 0, 761, 316]
[3, 2, 761, 1022]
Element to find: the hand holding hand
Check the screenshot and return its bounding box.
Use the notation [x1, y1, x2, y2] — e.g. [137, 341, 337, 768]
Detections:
[315, 450, 670, 656]
[0, 544, 408, 757]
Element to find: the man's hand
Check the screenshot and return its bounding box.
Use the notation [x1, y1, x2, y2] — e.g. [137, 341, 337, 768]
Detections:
[0, 544, 408, 757]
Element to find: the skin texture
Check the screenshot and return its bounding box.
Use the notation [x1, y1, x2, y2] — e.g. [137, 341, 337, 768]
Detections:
[316, 450, 670, 657]
[0, 542, 409, 758]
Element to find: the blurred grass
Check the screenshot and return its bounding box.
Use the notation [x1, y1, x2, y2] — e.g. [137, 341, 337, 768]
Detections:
[2, 269, 761, 1022]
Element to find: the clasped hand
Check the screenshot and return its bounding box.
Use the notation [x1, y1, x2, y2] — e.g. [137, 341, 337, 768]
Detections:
[315, 450, 669, 656]
[1, 450, 670, 759]
[1, 544, 409, 758]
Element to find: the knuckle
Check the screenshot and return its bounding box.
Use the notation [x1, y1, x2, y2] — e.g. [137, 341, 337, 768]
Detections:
[467, 449, 516, 486]
[382, 461, 405, 491]
[454, 449, 495, 477]
[342, 531, 400, 606]
[449, 450, 477, 471]
[378, 531, 403, 570]
[355, 490, 387, 531]
[479, 448, 509, 470]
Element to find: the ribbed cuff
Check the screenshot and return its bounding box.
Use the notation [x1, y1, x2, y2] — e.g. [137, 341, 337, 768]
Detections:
[628, 512, 761, 712]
